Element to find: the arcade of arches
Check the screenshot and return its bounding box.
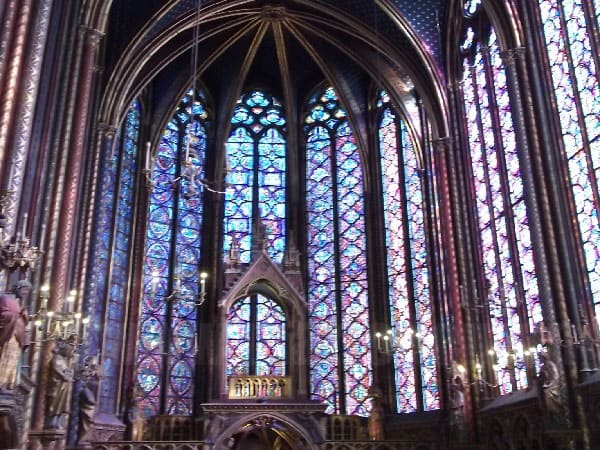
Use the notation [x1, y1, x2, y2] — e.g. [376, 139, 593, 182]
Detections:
[0, 1, 599, 449]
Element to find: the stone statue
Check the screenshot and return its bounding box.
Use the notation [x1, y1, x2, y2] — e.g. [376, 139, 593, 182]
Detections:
[45, 339, 75, 429]
[368, 389, 384, 441]
[449, 375, 465, 410]
[283, 237, 301, 272]
[449, 375, 466, 440]
[226, 234, 241, 269]
[252, 220, 268, 256]
[539, 351, 563, 427]
[78, 356, 99, 442]
[127, 385, 146, 441]
[0, 280, 32, 389]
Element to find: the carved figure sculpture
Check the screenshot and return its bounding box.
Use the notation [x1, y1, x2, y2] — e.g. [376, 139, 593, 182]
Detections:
[449, 375, 466, 441]
[78, 356, 99, 442]
[127, 386, 146, 441]
[368, 394, 384, 441]
[45, 340, 75, 429]
[539, 351, 563, 427]
[0, 280, 31, 389]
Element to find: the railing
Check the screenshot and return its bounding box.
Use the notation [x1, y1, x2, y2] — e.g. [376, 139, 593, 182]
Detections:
[91, 442, 204, 450]
[321, 442, 438, 450]
[227, 375, 291, 399]
[324, 414, 367, 441]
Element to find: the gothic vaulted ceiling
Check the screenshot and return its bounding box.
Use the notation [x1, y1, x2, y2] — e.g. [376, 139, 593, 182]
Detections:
[99, 0, 449, 138]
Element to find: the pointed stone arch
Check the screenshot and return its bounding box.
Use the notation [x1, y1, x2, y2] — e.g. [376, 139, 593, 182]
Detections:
[216, 251, 308, 399]
[212, 412, 322, 450]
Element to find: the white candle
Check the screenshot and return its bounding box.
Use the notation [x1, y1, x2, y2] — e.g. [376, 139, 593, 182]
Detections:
[39, 224, 46, 252]
[46, 310, 54, 335]
[200, 272, 207, 294]
[7, 162, 14, 190]
[82, 316, 90, 340]
[145, 142, 151, 171]
[22, 213, 27, 239]
[74, 312, 81, 334]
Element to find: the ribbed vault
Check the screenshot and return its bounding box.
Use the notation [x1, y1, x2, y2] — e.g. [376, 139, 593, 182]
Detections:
[98, 0, 449, 145]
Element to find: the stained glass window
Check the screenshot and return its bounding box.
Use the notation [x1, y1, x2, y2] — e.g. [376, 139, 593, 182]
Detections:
[225, 294, 286, 376]
[85, 99, 140, 413]
[224, 90, 286, 263]
[377, 91, 439, 413]
[136, 88, 209, 417]
[538, 0, 600, 328]
[100, 100, 141, 412]
[305, 86, 372, 416]
[460, 22, 542, 394]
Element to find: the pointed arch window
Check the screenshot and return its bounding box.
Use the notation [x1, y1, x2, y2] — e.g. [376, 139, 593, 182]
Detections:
[226, 294, 286, 376]
[537, 0, 600, 327]
[136, 88, 209, 416]
[376, 91, 439, 412]
[87, 99, 141, 413]
[460, 19, 542, 394]
[305, 86, 372, 416]
[223, 90, 286, 263]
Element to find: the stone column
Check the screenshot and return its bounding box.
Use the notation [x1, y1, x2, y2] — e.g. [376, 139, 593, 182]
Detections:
[0, 0, 53, 287]
[503, 44, 588, 445]
[31, 24, 104, 440]
[431, 134, 473, 439]
[0, 0, 33, 176]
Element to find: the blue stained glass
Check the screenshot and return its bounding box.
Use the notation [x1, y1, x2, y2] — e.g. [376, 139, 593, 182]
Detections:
[226, 295, 286, 376]
[138, 357, 161, 393]
[224, 90, 287, 264]
[137, 88, 208, 416]
[85, 99, 141, 414]
[306, 87, 371, 416]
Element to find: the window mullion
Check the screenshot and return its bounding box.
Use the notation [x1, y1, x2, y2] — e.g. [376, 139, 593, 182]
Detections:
[161, 123, 185, 413]
[249, 294, 258, 375]
[555, 0, 597, 168]
[395, 116, 424, 412]
[469, 60, 517, 392]
[331, 129, 346, 415]
[483, 42, 533, 378]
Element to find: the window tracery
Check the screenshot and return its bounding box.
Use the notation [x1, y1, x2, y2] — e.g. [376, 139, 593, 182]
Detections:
[459, 15, 541, 394]
[226, 294, 286, 377]
[136, 88, 208, 416]
[305, 86, 372, 416]
[86, 99, 140, 413]
[223, 90, 286, 264]
[376, 91, 439, 412]
[538, 0, 600, 328]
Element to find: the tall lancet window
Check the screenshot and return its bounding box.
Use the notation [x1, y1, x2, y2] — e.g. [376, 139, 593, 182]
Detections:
[87, 99, 140, 413]
[223, 90, 286, 263]
[538, 0, 600, 326]
[460, 12, 542, 394]
[226, 294, 286, 376]
[136, 88, 209, 416]
[305, 86, 372, 416]
[377, 91, 439, 412]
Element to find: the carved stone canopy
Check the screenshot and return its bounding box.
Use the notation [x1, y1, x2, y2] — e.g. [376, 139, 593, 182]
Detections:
[216, 251, 308, 399]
